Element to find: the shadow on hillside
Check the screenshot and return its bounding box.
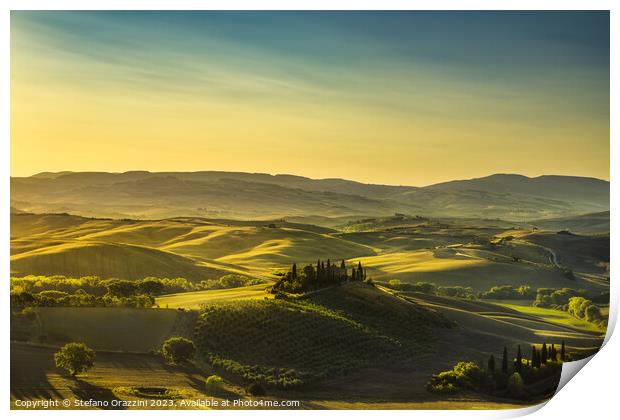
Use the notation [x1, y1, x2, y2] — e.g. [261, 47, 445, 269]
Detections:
[10, 343, 64, 402]
[70, 379, 126, 410]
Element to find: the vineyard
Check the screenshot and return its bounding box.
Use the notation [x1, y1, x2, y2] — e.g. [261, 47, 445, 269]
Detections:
[194, 283, 450, 388]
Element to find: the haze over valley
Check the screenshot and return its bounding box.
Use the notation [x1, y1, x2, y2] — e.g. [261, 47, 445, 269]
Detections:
[11, 171, 609, 221]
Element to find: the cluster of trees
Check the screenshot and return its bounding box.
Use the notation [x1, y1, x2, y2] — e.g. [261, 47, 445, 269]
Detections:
[272, 260, 367, 294]
[379, 280, 475, 299]
[427, 342, 565, 400]
[11, 283, 156, 309]
[534, 287, 585, 308]
[494, 342, 566, 374]
[567, 296, 606, 327]
[480, 285, 536, 300]
[10, 274, 263, 309]
[533, 288, 607, 328]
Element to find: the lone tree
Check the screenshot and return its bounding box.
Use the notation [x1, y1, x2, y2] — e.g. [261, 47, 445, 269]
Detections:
[54, 342, 95, 377]
[162, 337, 196, 364]
[550, 344, 557, 361]
[488, 354, 496, 372]
[502, 346, 508, 374]
[515, 345, 523, 373]
[531, 345, 540, 368]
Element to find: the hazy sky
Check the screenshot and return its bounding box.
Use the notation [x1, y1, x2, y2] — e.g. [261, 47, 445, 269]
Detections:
[11, 11, 609, 186]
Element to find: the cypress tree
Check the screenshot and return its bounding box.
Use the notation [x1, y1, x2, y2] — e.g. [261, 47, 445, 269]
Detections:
[357, 262, 363, 281]
[515, 345, 523, 373]
[341, 260, 346, 279]
[550, 344, 557, 361]
[502, 346, 508, 374]
[531, 345, 536, 368]
[488, 354, 495, 372]
[561, 340, 566, 362]
[351, 268, 356, 282]
[541, 343, 548, 365]
[327, 259, 331, 279]
[291, 263, 297, 280]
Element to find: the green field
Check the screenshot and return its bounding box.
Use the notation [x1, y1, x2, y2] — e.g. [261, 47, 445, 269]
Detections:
[490, 301, 606, 333]
[400, 292, 604, 350]
[33, 307, 189, 352]
[156, 283, 272, 309]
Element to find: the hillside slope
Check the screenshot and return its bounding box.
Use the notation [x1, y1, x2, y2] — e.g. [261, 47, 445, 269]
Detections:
[194, 283, 450, 387]
[10, 213, 374, 280]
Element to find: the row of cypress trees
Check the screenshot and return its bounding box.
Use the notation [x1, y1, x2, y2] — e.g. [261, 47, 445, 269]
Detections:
[487, 341, 566, 374]
[274, 259, 367, 293]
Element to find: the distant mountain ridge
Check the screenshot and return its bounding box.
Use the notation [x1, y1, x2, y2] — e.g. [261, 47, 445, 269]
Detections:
[11, 171, 609, 221]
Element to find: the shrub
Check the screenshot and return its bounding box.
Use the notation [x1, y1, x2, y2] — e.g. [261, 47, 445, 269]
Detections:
[54, 342, 95, 377]
[426, 361, 486, 393]
[205, 375, 224, 392]
[247, 382, 266, 396]
[162, 337, 196, 364]
[506, 372, 526, 399]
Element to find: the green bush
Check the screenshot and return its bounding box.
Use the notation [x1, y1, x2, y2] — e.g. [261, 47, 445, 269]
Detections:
[506, 373, 526, 399]
[426, 361, 486, 393]
[54, 342, 95, 377]
[205, 375, 224, 392]
[162, 337, 196, 364]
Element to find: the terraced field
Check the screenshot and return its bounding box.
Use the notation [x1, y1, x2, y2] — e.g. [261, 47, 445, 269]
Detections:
[194, 283, 450, 387]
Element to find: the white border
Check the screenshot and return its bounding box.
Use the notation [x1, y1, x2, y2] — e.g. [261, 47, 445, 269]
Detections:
[2, 2, 616, 419]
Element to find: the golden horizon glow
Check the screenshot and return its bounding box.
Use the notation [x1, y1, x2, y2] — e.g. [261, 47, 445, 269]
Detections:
[11, 11, 610, 186]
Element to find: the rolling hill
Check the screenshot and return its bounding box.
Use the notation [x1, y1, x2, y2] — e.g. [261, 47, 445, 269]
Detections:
[11, 210, 609, 294]
[527, 211, 610, 235]
[10, 212, 375, 280]
[11, 171, 609, 221]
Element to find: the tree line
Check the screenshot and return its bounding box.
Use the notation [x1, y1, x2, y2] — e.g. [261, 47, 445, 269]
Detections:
[10, 274, 263, 309]
[489, 341, 566, 375]
[428, 341, 567, 400]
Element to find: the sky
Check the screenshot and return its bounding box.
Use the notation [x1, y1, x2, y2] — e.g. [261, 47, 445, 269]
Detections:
[10, 11, 609, 186]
